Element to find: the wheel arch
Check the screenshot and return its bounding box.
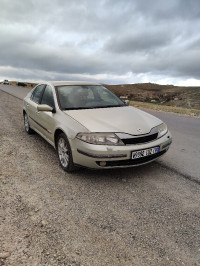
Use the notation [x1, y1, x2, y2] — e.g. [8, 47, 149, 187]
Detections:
[54, 128, 65, 147]
[55, 129, 76, 172]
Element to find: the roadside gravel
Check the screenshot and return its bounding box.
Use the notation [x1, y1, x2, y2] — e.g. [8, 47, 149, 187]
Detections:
[0, 90, 200, 265]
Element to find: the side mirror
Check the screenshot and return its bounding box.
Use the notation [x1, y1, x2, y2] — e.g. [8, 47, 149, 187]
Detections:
[124, 100, 130, 106]
[37, 104, 54, 112]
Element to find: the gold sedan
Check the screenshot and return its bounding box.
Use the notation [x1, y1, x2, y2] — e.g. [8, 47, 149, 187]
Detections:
[23, 81, 172, 172]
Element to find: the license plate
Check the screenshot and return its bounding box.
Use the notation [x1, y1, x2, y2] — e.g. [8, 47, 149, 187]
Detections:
[132, 146, 160, 159]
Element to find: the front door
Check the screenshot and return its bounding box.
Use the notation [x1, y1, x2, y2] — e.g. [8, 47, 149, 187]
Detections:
[27, 84, 45, 132]
[36, 85, 56, 143]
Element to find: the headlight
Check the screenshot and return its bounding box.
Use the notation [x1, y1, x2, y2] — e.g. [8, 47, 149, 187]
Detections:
[157, 123, 168, 138]
[76, 133, 124, 146]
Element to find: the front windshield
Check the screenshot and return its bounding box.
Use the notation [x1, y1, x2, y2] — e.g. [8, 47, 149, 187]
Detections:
[56, 85, 125, 110]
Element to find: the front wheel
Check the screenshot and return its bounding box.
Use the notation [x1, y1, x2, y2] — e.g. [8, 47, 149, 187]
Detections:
[24, 112, 34, 134]
[56, 133, 75, 172]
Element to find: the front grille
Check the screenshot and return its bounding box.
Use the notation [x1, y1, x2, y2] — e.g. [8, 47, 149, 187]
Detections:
[96, 149, 166, 167]
[121, 132, 158, 145]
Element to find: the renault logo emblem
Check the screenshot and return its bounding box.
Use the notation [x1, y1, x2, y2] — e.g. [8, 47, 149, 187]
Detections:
[137, 128, 143, 133]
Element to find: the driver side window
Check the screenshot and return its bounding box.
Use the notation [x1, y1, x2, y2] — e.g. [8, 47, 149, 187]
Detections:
[41, 85, 55, 108]
[31, 84, 45, 103]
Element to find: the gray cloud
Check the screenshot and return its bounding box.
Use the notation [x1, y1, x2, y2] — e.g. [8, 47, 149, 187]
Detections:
[104, 29, 173, 53]
[0, 0, 200, 84]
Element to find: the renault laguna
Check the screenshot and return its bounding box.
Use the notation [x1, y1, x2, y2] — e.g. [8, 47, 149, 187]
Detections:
[23, 81, 172, 172]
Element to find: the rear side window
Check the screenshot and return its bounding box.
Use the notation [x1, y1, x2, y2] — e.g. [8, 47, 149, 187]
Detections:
[41, 85, 55, 108]
[31, 85, 45, 103]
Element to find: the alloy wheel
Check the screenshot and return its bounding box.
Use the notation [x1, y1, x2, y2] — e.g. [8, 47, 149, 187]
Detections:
[24, 113, 30, 132]
[58, 137, 69, 168]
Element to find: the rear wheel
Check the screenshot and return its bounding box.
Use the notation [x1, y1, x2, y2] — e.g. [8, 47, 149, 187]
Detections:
[56, 133, 75, 172]
[24, 112, 34, 134]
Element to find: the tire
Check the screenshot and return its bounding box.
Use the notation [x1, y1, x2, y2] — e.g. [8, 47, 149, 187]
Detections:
[56, 133, 75, 172]
[24, 112, 34, 134]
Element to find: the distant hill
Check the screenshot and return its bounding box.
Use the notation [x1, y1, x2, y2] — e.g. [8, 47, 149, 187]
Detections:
[105, 83, 200, 110]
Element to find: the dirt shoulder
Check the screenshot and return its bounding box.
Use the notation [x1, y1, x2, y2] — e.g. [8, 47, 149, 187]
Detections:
[0, 90, 200, 265]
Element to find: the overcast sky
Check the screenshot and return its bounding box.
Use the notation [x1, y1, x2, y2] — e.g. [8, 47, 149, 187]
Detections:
[1, 0, 200, 85]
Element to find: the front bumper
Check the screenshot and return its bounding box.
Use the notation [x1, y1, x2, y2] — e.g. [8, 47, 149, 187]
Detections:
[71, 131, 172, 169]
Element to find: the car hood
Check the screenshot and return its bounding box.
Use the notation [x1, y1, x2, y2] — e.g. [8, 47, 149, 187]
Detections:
[64, 106, 162, 135]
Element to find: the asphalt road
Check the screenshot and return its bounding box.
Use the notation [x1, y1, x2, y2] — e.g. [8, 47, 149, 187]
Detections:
[0, 84, 200, 265]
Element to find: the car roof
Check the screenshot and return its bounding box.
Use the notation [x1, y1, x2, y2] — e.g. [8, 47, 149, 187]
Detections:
[47, 81, 100, 86]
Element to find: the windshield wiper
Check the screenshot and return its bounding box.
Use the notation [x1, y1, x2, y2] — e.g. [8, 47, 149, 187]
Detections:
[97, 104, 125, 108]
[63, 104, 125, 110]
[63, 107, 89, 110]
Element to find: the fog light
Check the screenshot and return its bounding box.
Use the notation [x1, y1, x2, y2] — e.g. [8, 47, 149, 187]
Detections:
[99, 161, 107, 166]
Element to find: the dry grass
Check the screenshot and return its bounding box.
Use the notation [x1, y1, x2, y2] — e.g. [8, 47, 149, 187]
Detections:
[106, 83, 200, 110]
[131, 100, 200, 117]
